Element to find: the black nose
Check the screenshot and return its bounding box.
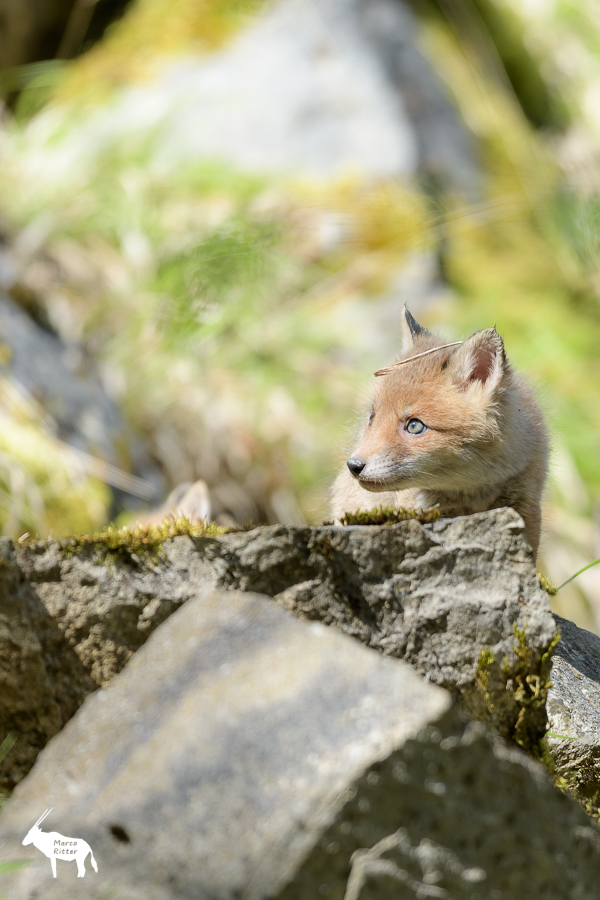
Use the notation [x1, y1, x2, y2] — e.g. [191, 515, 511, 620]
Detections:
[347, 457, 366, 477]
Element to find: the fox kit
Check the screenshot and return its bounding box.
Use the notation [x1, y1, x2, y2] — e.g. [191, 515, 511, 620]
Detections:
[331, 307, 549, 558]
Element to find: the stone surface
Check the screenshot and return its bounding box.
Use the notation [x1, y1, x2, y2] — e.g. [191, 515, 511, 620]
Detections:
[14, 534, 204, 687]
[2, 508, 556, 786]
[547, 613, 600, 802]
[203, 508, 556, 744]
[0, 539, 95, 789]
[0, 589, 598, 900]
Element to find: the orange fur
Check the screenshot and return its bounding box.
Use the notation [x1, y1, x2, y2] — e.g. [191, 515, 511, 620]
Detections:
[331, 308, 548, 558]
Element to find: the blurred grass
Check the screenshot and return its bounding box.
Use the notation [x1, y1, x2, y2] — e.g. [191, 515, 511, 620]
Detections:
[421, 13, 600, 499]
[0, 380, 111, 536]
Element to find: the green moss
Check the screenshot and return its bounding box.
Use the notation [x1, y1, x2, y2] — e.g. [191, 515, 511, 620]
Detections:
[339, 507, 441, 527]
[538, 572, 558, 595]
[511, 624, 561, 757]
[51, 516, 230, 566]
[475, 646, 495, 706]
[474, 626, 560, 757]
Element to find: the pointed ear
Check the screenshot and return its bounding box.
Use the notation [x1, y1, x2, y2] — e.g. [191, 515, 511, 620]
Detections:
[401, 305, 429, 350]
[451, 328, 506, 392]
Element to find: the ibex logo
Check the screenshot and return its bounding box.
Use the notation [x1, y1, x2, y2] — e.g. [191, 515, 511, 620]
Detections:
[22, 808, 98, 878]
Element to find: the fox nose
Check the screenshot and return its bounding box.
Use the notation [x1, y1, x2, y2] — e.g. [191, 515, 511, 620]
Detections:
[347, 457, 366, 477]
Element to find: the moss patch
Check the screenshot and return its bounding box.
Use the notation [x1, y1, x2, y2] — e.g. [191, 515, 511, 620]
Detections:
[41, 516, 230, 566]
[510, 624, 560, 757]
[339, 507, 441, 527]
[538, 572, 558, 595]
[475, 646, 495, 707]
[474, 625, 560, 757]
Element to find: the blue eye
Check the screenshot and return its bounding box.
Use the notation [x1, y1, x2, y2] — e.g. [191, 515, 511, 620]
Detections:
[406, 418, 427, 435]
[368, 411, 375, 426]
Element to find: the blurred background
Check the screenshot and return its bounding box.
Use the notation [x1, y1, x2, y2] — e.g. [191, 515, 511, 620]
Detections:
[0, 0, 599, 628]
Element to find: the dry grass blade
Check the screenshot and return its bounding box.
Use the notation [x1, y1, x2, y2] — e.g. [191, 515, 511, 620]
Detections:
[374, 342, 464, 376]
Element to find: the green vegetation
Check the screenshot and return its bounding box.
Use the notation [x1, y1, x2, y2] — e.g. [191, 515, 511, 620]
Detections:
[538, 573, 558, 596]
[0, 379, 111, 537]
[474, 626, 560, 757]
[416, 0, 569, 129]
[53, 0, 273, 106]
[555, 557, 600, 593]
[509, 624, 560, 756]
[48, 516, 230, 565]
[475, 646, 495, 708]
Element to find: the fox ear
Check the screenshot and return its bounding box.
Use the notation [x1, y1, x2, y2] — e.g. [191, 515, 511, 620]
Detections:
[401, 305, 429, 349]
[452, 328, 506, 392]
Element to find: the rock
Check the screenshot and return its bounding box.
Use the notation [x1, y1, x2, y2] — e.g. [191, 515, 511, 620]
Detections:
[5, 507, 555, 788]
[14, 533, 210, 687]
[28, 0, 479, 191]
[0, 588, 598, 900]
[202, 508, 557, 747]
[547, 613, 600, 804]
[0, 539, 95, 790]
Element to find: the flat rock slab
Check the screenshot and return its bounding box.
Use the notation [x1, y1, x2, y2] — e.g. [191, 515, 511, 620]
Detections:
[2, 508, 556, 787]
[548, 614, 600, 802]
[0, 589, 598, 900]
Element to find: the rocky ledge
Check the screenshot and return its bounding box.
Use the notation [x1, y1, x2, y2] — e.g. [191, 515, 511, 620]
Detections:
[0, 507, 599, 898]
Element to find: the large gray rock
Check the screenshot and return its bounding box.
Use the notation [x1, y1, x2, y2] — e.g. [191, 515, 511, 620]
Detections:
[0, 589, 598, 900]
[2, 508, 555, 787]
[547, 614, 600, 803]
[17, 508, 557, 739]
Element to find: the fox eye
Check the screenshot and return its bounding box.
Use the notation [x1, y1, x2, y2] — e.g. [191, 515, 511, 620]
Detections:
[406, 418, 427, 435]
[368, 410, 375, 426]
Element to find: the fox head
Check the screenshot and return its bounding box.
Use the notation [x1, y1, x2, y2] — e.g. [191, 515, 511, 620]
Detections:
[347, 307, 511, 495]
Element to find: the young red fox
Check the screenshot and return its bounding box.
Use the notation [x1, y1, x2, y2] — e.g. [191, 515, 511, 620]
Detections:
[331, 307, 549, 558]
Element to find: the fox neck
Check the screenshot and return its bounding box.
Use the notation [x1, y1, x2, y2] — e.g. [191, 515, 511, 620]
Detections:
[408, 484, 514, 518]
